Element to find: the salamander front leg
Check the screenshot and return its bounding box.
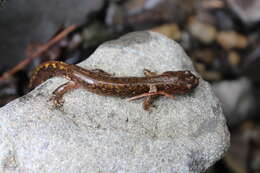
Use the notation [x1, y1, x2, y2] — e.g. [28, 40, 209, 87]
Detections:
[142, 85, 159, 110]
[141, 69, 159, 110]
[52, 81, 80, 107]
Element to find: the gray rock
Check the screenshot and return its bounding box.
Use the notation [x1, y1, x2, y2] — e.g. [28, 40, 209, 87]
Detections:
[0, 31, 230, 173]
[227, 0, 260, 25]
[213, 78, 255, 126]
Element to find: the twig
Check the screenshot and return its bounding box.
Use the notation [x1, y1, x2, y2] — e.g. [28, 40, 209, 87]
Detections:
[0, 25, 77, 81]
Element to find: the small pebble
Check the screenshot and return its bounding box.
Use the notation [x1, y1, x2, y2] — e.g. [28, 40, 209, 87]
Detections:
[195, 63, 222, 81]
[188, 17, 217, 43]
[217, 31, 248, 49]
[193, 49, 214, 64]
[151, 23, 181, 40]
[228, 51, 240, 66]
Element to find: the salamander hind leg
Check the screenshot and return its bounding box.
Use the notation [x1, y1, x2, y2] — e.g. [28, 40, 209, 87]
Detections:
[51, 81, 80, 107]
[127, 91, 175, 101]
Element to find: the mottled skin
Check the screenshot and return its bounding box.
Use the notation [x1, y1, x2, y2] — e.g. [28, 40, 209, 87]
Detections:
[29, 61, 199, 110]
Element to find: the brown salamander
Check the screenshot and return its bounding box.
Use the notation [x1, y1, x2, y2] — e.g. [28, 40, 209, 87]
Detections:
[29, 61, 199, 110]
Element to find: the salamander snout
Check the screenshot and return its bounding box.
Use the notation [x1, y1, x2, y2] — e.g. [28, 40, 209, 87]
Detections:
[182, 71, 199, 90]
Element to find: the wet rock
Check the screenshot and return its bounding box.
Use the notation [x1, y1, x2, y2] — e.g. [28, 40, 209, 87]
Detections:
[216, 31, 248, 49]
[0, 31, 229, 172]
[227, 0, 260, 25]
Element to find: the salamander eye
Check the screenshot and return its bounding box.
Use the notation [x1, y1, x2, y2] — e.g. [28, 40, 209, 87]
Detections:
[184, 70, 190, 75]
[185, 75, 195, 81]
[186, 83, 192, 89]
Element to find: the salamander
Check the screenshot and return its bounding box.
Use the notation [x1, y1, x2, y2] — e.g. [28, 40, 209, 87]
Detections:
[29, 61, 199, 110]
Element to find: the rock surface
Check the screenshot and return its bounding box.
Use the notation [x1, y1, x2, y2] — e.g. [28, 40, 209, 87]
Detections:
[0, 31, 230, 173]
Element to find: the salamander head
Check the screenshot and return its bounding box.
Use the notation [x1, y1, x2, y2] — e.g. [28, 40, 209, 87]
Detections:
[162, 70, 199, 94]
[182, 70, 199, 90]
